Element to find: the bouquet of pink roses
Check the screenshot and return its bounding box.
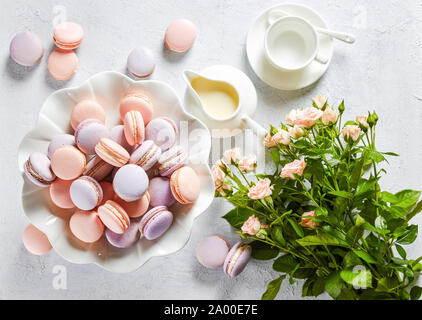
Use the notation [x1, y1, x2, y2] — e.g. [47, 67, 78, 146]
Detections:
[213, 96, 422, 300]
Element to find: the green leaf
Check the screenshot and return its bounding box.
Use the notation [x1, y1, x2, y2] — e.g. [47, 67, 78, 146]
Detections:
[356, 178, 378, 196]
[312, 277, 326, 297]
[381, 191, 399, 203]
[397, 225, 418, 245]
[350, 155, 366, 189]
[250, 241, 279, 260]
[395, 244, 407, 259]
[366, 150, 387, 163]
[273, 254, 298, 273]
[315, 207, 328, 216]
[340, 268, 372, 289]
[325, 271, 343, 299]
[261, 275, 286, 300]
[270, 149, 280, 167]
[353, 250, 377, 264]
[222, 207, 255, 229]
[287, 218, 304, 237]
[376, 277, 399, 293]
[395, 190, 421, 209]
[346, 226, 364, 247]
[328, 190, 354, 199]
[343, 251, 362, 268]
[407, 200, 422, 221]
[270, 226, 287, 247]
[297, 233, 348, 247]
[410, 286, 422, 300]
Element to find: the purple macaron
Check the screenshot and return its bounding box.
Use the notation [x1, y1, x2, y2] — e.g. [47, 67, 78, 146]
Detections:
[83, 155, 114, 182]
[148, 177, 175, 207]
[129, 140, 161, 171]
[113, 164, 149, 201]
[75, 119, 109, 155]
[110, 125, 132, 152]
[24, 152, 56, 187]
[47, 134, 76, 159]
[139, 206, 173, 240]
[69, 176, 103, 210]
[105, 218, 141, 248]
[196, 235, 231, 269]
[158, 145, 187, 177]
[10, 31, 44, 67]
[223, 242, 251, 277]
[145, 117, 178, 151]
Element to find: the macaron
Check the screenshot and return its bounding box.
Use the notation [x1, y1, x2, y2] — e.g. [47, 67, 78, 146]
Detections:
[75, 119, 109, 155]
[123, 110, 145, 146]
[223, 242, 252, 277]
[99, 181, 115, 205]
[127, 47, 155, 78]
[98, 200, 130, 234]
[47, 134, 76, 159]
[129, 140, 161, 171]
[164, 19, 197, 52]
[112, 164, 149, 201]
[149, 177, 175, 207]
[10, 31, 44, 67]
[110, 125, 132, 152]
[50, 145, 86, 180]
[139, 206, 173, 240]
[158, 145, 187, 177]
[196, 235, 230, 268]
[95, 138, 130, 167]
[145, 117, 178, 151]
[119, 94, 154, 125]
[69, 210, 104, 243]
[47, 48, 78, 81]
[49, 178, 75, 209]
[70, 100, 106, 130]
[105, 218, 141, 249]
[113, 192, 150, 218]
[22, 224, 52, 255]
[70, 176, 103, 211]
[83, 155, 113, 181]
[24, 152, 56, 187]
[170, 166, 200, 204]
[53, 21, 84, 50]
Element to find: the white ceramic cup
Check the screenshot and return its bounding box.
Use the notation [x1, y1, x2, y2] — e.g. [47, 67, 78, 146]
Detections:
[264, 16, 328, 72]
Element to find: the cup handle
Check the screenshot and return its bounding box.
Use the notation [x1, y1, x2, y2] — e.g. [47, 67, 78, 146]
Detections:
[315, 52, 329, 65]
[241, 115, 267, 140]
[267, 9, 289, 25]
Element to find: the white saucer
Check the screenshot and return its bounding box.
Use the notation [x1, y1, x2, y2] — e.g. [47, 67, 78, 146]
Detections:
[246, 3, 334, 91]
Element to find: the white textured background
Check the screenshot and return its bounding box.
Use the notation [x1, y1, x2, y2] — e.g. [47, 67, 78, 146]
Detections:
[1, 0, 421, 299]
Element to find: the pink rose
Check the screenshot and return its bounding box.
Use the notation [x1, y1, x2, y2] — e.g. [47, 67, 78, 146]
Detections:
[286, 109, 297, 126]
[322, 107, 339, 125]
[300, 211, 318, 229]
[211, 160, 225, 185]
[272, 129, 290, 146]
[216, 183, 231, 196]
[264, 133, 276, 147]
[248, 178, 273, 200]
[294, 107, 323, 128]
[312, 95, 328, 109]
[224, 148, 242, 163]
[239, 154, 257, 172]
[342, 125, 361, 142]
[356, 115, 369, 129]
[241, 215, 264, 235]
[280, 159, 306, 179]
[289, 125, 305, 139]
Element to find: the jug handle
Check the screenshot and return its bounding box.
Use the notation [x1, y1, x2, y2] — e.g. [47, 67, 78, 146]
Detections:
[241, 115, 267, 140]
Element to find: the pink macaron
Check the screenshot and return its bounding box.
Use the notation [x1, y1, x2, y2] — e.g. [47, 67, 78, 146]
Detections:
[24, 152, 56, 187]
[113, 191, 150, 218]
[49, 178, 75, 209]
[223, 242, 252, 277]
[119, 94, 153, 124]
[164, 19, 197, 52]
[70, 176, 103, 211]
[158, 145, 187, 177]
[47, 48, 78, 81]
[22, 224, 52, 255]
[69, 210, 104, 243]
[99, 181, 115, 205]
[196, 235, 231, 268]
[50, 145, 86, 180]
[129, 140, 161, 171]
[170, 166, 200, 204]
[10, 31, 44, 67]
[83, 155, 114, 181]
[70, 100, 106, 130]
[95, 138, 130, 167]
[53, 21, 84, 50]
[98, 200, 130, 234]
[123, 110, 145, 146]
[145, 117, 178, 151]
[139, 206, 173, 240]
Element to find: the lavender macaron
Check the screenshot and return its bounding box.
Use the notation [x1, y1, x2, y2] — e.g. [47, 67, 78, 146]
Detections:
[139, 206, 173, 240]
[145, 117, 178, 151]
[223, 242, 251, 277]
[110, 125, 132, 152]
[113, 164, 149, 201]
[47, 134, 76, 159]
[158, 145, 187, 177]
[129, 140, 161, 171]
[10, 31, 44, 67]
[196, 235, 230, 269]
[105, 218, 141, 249]
[70, 176, 103, 210]
[24, 152, 56, 187]
[148, 177, 175, 207]
[75, 119, 109, 155]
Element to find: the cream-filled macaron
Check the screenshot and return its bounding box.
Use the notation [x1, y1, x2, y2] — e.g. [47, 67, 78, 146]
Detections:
[164, 19, 197, 52]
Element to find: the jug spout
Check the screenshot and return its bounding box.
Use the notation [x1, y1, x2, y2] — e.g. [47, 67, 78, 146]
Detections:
[183, 70, 202, 85]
